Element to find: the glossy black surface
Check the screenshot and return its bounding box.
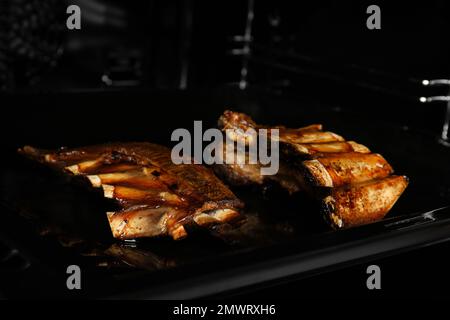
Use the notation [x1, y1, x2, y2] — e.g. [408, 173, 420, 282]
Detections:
[0, 86, 449, 298]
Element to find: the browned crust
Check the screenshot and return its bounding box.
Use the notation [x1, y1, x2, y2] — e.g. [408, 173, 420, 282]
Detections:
[216, 110, 409, 229]
[19, 142, 244, 240]
[321, 175, 409, 229]
[302, 153, 393, 188]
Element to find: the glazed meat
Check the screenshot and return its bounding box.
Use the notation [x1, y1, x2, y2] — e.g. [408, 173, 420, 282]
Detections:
[322, 175, 409, 228]
[216, 110, 408, 229]
[19, 142, 243, 240]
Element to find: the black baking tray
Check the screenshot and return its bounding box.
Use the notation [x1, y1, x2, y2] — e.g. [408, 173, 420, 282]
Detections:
[0, 85, 450, 299]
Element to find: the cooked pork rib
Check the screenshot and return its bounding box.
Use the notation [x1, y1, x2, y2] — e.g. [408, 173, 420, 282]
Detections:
[217, 110, 408, 229]
[301, 152, 394, 188]
[322, 175, 409, 228]
[19, 142, 243, 240]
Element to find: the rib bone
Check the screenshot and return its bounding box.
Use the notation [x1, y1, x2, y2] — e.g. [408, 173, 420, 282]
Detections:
[216, 110, 408, 228]
[19, 142, 243, 240]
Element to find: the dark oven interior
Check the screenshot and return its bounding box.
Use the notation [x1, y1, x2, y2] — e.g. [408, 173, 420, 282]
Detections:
[1, 1, 450, 299]
[0, 87, 450, 299]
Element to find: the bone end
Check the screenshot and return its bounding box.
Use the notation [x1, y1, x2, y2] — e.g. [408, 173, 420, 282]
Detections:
[65, 164, 80, 175]
[193, 209, 240, 227]
[170, 225, 188, 240]
[348, 141, 371, 153]
[302, 159, 334, 187]
[86, 175, 102, 188]
[102, 184, 115, 198]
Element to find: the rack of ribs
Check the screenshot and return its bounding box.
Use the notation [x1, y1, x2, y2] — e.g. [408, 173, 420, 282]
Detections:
[19, 142, 243, 240]
[216, 110, 408, 229]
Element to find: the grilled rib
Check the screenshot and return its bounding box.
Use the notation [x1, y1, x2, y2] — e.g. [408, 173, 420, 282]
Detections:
[216, 110, 408, 228]
[322, 175, 409, 228]
[19, 142, 243, 240]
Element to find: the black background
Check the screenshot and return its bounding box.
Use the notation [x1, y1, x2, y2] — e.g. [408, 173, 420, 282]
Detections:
[1, 1, 450, 300]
